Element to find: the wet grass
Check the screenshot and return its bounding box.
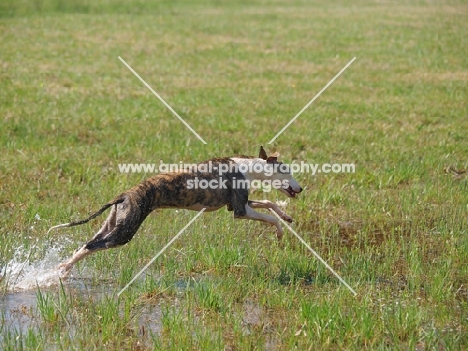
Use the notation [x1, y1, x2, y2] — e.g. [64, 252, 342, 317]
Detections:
[1, 0, 468, 349]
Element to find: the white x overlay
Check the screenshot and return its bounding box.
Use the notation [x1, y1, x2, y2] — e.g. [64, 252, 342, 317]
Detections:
[117, 208, 206, 296]
[270, 210, 357, 296]
[116, 56, 357, 296]
[268, 57, 356, 144]
[118, 56, 207, 144]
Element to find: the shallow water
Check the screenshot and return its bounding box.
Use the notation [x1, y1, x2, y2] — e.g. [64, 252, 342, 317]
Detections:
[0, 245, 66, 335]
[0, 244, 164, 344]
[1, 248, 270, 347]
[0, 289, 38, 335]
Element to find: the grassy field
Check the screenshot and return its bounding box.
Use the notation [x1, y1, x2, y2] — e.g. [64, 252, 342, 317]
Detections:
[1, 0, 467, 349]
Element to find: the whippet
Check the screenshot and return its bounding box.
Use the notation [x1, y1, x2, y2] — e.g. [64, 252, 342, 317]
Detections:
[48, 146, 302, 275]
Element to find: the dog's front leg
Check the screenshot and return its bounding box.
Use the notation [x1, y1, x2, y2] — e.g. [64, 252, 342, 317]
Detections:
[235, 205, 284, 240]
[247, 200, 293, 223]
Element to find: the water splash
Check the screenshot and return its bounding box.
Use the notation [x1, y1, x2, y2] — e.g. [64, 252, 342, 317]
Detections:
[1, 245, 66, 291]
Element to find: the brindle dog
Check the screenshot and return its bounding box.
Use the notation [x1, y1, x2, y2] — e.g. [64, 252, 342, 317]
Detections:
[48, 146, 302, 275]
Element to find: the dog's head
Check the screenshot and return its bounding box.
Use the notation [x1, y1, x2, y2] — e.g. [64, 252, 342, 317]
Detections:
[258, 146, 303, 198]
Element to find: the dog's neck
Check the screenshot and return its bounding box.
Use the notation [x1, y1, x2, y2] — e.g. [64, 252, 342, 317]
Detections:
[230, 157, 272, 182]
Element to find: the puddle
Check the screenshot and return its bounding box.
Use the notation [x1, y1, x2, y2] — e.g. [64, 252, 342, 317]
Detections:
[135, 302, 164, 337]
[0, 276, 164, 346]
[0, 244, 165, 345]
[0, 289, 38, 335]
[0, 244, 75, 339]
[0, 276, 105, 335]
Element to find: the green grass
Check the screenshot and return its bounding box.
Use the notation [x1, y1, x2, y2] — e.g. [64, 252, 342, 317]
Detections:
[1, 0, 467, 349]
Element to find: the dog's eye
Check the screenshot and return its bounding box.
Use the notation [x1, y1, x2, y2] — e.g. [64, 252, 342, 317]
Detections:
[279, 164, 290, 173]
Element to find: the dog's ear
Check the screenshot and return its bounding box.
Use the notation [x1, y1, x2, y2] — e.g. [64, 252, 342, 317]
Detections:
[267, 152, 280, 163]
[259, 146, 268, 160]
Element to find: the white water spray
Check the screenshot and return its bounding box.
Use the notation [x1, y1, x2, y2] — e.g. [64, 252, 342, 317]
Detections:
[1, 245, 66, 291]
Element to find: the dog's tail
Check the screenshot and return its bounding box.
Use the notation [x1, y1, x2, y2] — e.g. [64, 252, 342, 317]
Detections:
[46, 196, 125, 235]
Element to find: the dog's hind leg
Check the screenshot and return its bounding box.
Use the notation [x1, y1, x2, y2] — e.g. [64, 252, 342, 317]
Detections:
[59, 201, 147, 276]
[58, 245, 94, 277]
[247, 200, 293, 223]
[234, 204, 284, 240]
[58, 205, 119, 276]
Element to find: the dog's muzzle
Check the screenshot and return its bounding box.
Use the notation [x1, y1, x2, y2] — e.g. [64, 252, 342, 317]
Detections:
[283, 185, 303, 198]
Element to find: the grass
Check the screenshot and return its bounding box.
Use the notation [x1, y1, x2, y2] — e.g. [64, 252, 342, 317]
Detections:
[1, 0, 467, 349]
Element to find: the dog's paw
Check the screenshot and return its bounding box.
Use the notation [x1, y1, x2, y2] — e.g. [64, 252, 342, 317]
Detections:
[57, 263, 71, 278]
[281, 214, 293, 223]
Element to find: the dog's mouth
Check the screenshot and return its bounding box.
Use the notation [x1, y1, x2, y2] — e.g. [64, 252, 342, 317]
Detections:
[282, 186, 301, 198]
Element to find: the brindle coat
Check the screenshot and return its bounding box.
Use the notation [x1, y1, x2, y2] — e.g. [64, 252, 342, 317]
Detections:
[48, 147, 302, 275]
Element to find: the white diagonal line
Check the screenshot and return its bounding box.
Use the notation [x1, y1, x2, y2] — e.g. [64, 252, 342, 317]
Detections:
[270, 209, 357, 296]
[117, 208, 206, 296]
[268, 57, 356, 144]
[118, 56, 207, 145]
